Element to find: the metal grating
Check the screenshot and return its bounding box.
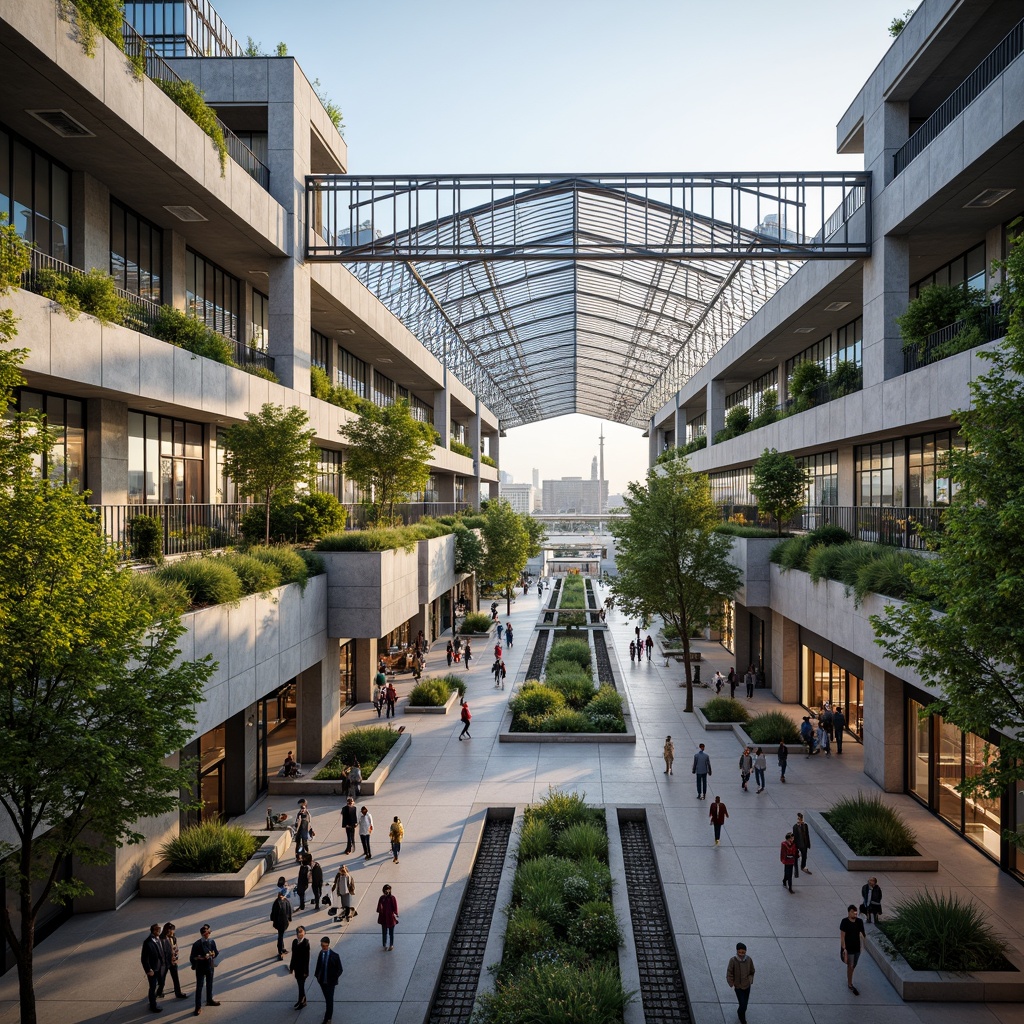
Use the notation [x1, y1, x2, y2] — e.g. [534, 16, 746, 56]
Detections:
[525, 629, 549, 681]
[428, 815, 513, 1024]
[620, 817, 690, 1022]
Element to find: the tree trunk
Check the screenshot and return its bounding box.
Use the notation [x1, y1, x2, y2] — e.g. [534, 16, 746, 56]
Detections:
[17, 896, 36, 1024]
[264, 490, 272, 545]
[681, 628, 694, 713]
[505, 586, 512, 617]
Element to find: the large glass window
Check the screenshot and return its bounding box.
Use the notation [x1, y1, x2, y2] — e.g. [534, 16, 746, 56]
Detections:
[128, 411, 204, 504]
[250, 290, 269, 352]
[372, 369, 397, 407]
[725, 368, 778, 417]
[709, 467, 754, 506]
[410, 395, 433, 424]
[907, 430, 965, 507]
[911, 242, 987, 297]
[339, 641, 355, 710]
[855, 441, 904, 506]
[907, 698, 930, 804]
[797, 451, 838, 505]
[15, 390, 84, 489]
[337, 347, 367, 398]
[186, 249, 240, 341]
[687, 412, 707, 442]
[800, 646, 863, 739]
[786, 316, 864, 385]
[316, 448, 342, 499]
[0, 125, 70, 260]
[110, 198, 162, 303]
[311, 329, 330, 371]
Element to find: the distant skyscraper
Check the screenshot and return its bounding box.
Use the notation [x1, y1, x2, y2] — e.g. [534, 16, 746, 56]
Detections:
[591, 456, 598, 480]
[499, 469, 514, 485]
[500, 483, 537, 514]
[542, 477, 608, 515]
[532, 468, 539, 489]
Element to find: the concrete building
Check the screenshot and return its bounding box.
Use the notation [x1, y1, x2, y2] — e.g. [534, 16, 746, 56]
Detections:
[541, 476, 609, 514]
[648, 0, 1024, 884]
[499, 481, 537, 513]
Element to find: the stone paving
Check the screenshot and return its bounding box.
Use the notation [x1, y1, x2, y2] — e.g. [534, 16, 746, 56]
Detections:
[2, 580, 1024, 1024]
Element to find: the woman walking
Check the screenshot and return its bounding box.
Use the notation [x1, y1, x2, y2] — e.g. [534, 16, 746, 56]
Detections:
[464, 641, 472, 669]
[156, 922, 187, 1000]
[359, 805, 373, 859]
[376, 884, 399, 951]
[310, 855, 323, 909]
[333, 865, 357, 922]
[777, 740, 789, 783]
[296, 855, 311, 910]
[288, 925, 310, 1009]
[446, 640, 454, 667]
[753, 748, 767, 793]
[663, 736, 675, 775]
[389, 816, 404, 863]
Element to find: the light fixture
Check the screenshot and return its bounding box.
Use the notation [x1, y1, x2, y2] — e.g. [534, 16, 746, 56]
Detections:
[377, 357, 394, 364]
[794, 327, 815, 334]
[163, 205, 208, 222]
[247, 715, 255, 728]
[963, 188, 1014, 209]
[27, 109, 93, 138]
[338, 328, 356, 335]
[824, 301, 851, 312]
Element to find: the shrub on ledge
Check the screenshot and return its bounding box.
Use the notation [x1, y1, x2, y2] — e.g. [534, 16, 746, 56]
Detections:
[459, 611, 494, 634]
[316, 726, 399, 779]
[160, 821, 260, 874]
[745, 711, 800, 744]
[701, 697, 750, 723]
[408, 676, 463, 707]
[823, 792, 917, 856]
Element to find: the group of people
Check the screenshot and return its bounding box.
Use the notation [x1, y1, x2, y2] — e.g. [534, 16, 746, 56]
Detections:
[800, 702, 848, 757]
[444, 635, 473, 667]
[628, 630, 654, 663]
[140, 921, 222, 1016]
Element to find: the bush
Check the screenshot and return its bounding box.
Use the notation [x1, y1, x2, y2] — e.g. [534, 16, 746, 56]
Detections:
[807, 524, 852, 547]
[315, 726, 399, 779]
[725, 404, 750, 435]
[555, 821, 608, 863]
[541, 709, 594, 733]
[310, 365, 361, 411]
[823, 792, 917, 857]
[511, 856, 567, 925]
[827, 360, 862, 397]
[156, 556, 243, 607]
[807, 542, 852, 584]
[771, 534, 813, 571]
[436, 672, 467, 699]
[128, 514, 163, 562]
[36, 267, 129, 325]
[316, 522, 451, 551]
[897, 284, 987, 359]
[585, 685, 623, 722]
[0, 213, 31, 292]
[517, 818, 554, 863]
[789, 359, 828, 410]
[293, 491, 347, 540]
[296, 549, 325, 577]
[459, 611, 495, 634]
[502, 907, 556, 965]
[568, 901, 622, 956]
[510, 683, 564, 728]
[545, 671, 594, 711]
[547, 637, 591, 669]
[854, 548, 925, 602]
[879, 890, 1009, 972]
[130, 571, 189, 618]
[219, 552, 282, 594]
[247, 545, 310, 588]
[160, 821, 259, 873]
[242, 492, 346, 545]
[243, 364, 280, 382]
[702, 697, 750, 723]
[407, 678, 452, 707]
[745, 711, 801, 744]
[450, 439, 473, 458]
[153, 305, 234, 365]
[714, 523, 782, 538]
[832, 542, 881, 588]
[751, 387, 780, 428]
[525, 789, 595, 836]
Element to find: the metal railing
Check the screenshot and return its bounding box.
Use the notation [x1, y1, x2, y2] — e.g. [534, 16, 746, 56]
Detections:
[22, 250, 275, 374]
[120, 19, 270, 191]
[893, 16, 1024, 177]
[341, 502, 468, 529]
[818, 183, 867, 242]
[903, 301, 1005, 373]
[92, 503, 255, 560]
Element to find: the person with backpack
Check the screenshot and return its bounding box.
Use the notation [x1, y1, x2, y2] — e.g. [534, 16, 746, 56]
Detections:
[833, 706, 847, 754]
[458, 699, 472, 740]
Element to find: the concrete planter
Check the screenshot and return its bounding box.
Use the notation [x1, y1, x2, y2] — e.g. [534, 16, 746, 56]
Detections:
[864, 929, 1024, 1000]
[138, 827, 291, 899]
[694, 706, 743, 732]
[498, 697, 636, 744]
[322, 547, 420, 639]
[806, 809, 938, 871]
[405, 689, 460, 715]
[268, 731, 412, 797]
[724, 535, 778, 608]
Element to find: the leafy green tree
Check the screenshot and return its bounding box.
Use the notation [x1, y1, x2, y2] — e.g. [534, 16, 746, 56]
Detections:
[453, 522, 484, 576]
[611, 456, 742, 712]
[339, 399, 437, 526]
[873, 241, 1024, 834]
[750, 447, 807, 535]
[223, 403, 319, 544]
[480, 500, 534, 615]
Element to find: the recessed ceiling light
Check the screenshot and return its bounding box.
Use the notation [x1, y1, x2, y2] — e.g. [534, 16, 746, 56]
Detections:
[963, 188, 1014, 209]
[163, 205, 208, 222]
[794, 327, 816, 334]
[824, 301, 851, 311]
[338, 328, 356, 335]
[377, 357, 394, 364]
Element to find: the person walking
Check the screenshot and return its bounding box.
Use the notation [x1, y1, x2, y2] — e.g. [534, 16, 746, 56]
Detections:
[663, 736, 675, 775]
[313, 935, 343, 1024]
[816, 719, 831, 757]
[860, 877, 883, 924]
[833, 706, 847, 754]
[800, 716, 815, 756]
[376, 884, 399, 951]
[821, 703, 834, 741]
[726, 942, 755, 1024]
[709, 795, 729, 845]
[271, 887, 293, 959]
[288, 925, 310, 1009]
[793, 812, 812, 874]
[778, 740, 789, 783]
[296, 856, 311, 911]
[753, 747, 767, 793]
[334, 864, 357, 922]
[389, 816, 404, 863]
[505, 623, 513, 648]
[458, 699, 472, 740]
[645, 634, 653, 661]
[493, 641, 503, 661]
[464, 641, 472, 670]
[157, 922, 188, 1001]
[714, 670, 724, 694]
[692, 742, 711, 798]
[349, 760, 363, 800]
[453, 635, 462, 663]
[728, 668, 737, 699]
[385, 681, 398, 719]
[496, 621, 504, 642]
[189, 923, 220, 1015]
[358, 805, 374, 859]
[446, 640, 454, 667]
[374, 680, 386, 718]
[295, 799, 313, 861]
[744, 666, 755, 699]
[629, 640, 636, 663]
[635, 624, 641, 647]
[738, 747, 753, 791]
[340, 797, 357, 854]
[141, 922, 166, 1014]
[840, 904, 867, 995]
[780, 831, 798, 892]
[310, 855, 324, 910]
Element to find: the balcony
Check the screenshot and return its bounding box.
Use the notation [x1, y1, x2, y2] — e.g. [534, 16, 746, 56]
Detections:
[903, 301, 1005, 373]
[92, 503, 254, 561]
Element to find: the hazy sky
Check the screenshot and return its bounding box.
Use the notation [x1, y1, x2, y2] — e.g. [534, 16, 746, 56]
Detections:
[214, 0, 905, 493]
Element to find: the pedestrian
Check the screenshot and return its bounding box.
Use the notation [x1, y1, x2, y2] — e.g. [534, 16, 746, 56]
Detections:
[780, 831, 798, 892]
[458, 699, 472, 740]
[840, 904, 867, 995]
[778, 739, 789, 783]
[833, 706, 847, 754]
[692, 742, 711, 798]
[349, 760, 362, 800]
[375, 663, 387, 691]
[635, 624, 641, 646]
[663, 735, 675, 775]
[709, 795, 729, 845]
[374, 680, 386, 718]
[295, 798, 313, 861]
[359, 805, 373, 859]
[629, 640, 636, 663]
[189, 923, 220, 1015]
[141, 922, 166, 1014]
[494, 641, 502, 660]
[753, 747, 767, 793]
[496, 621, 504, 642]
[296, 855, 311, 910]
[313, 935, 343, 1023]
[726, 942, 755, 1024]
[446, 640, 454, 667]
[817, 719, 831, 757]
[821, 703, 834, 740]
[333, 864, 357, 922]
[288, 925, 310, 1010]
[453, 635, 462, 662]
[800, 716, 815, 756]
[738, 747, 753, 791]
[860, 877, 883, 924]
[714, 670, 724, 694]
[793, 811, 812, 874]
[389, 815, 404, 863]
[728, 667, 737, 699]
[340, 796, 357, 854]
[505, 623, 513, 648]
[376, 883, 399, 951]
[645, 634, 653, 660]
[310, 855, 324, 910]
[157, 922, 187, 1001]
[385, 681, 397, 719]
[493, 658, 506, 688]
[745, 666, 755, 699]
[464, 641, 472, 669]
[271, 886, 293, 959]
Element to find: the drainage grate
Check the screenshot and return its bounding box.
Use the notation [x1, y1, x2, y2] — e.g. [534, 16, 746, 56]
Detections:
[428, 815, 513, 1023]
[525, 629, 549, 680]
[592, 629, 615, 687]
[619, 817, 691, 1022]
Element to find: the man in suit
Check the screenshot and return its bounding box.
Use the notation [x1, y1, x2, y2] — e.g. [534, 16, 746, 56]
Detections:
[189, 923, 221, 1015]
[141, 922, 166, 1013]
[313, 936, 343, 1024]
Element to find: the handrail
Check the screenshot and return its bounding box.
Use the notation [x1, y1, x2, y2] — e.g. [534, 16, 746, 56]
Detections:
[903, 301, 1005, 373]
[91, 503, 257, 560]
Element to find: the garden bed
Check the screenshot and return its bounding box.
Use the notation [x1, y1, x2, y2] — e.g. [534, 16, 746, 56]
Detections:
[806, 809, 937, 872]
[268, 731, 411, 796]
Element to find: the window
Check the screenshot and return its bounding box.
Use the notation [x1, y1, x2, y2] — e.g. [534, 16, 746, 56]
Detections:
[854, 441, 903, 507]
[213, 428, 236, 503]
[311, 329, 330, 371]
[800, 646, 863, 738]
[372, 369, 397, 407]
[687, 412, 706, 441]
[786, 316, 863, 384]
[907, 430, 965, 507]
[797, 451, 838, 505]
[186, 249, 240, 340]
[16, 390, 84, 489]
[709, 467, 754, 506]
[250, 290, 269, 352]
[0, 125, 70, 261]
[410, 395, 433, 424]
[725, 368, 778, 416]
[911, 242, 986, 297]
[110, 198, 162, 303]
[129, 411, 204, 504]
[337, 347, 367, 397]
[454, 476, 466, 504]
[316, 448, 342, 499]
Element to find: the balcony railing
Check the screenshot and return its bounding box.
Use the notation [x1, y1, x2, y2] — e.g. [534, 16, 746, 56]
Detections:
[120, 19, 270, 191]
[22, 250, 275, 374]
[903, 301, 1005, 373]
[92, 503, 255, 561]
[719, 504, 943, 550]
[893, 16, 1024, 177]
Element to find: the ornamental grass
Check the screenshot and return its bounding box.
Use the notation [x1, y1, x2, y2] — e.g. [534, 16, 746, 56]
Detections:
[315, 726, 399, 779]
[160, 821, 259, 874]
[701, 697, 751, 723]
[823, 792, 918, 857]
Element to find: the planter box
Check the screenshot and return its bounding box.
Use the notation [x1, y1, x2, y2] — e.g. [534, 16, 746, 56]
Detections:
[405, 689, 460, 715]
[806, 809, 938, 872]
[322, 547, 420, 639]
[694, 706, 743, 732]
[864, 929, 1024, 1001]
[139, 827, 292, 899]
[268, 731, 411, 797]
[498, 696, 636, 744]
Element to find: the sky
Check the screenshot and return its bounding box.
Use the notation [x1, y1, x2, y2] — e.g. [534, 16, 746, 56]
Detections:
[214, 0, 906, 494]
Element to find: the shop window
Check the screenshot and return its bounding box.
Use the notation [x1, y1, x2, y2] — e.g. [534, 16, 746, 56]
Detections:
[800, 645, 863, 739]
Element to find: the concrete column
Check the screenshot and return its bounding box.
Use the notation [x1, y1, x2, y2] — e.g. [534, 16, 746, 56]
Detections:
[862, 234, 909, 387]
[435, 473, 455, 504]
[433, 386, 451, 446]
[707, 380, 728, 445]
[70, 171, 110, 274]
[469, 399, 482, 509]
[223, 705, 256, 818]
[837, 445, 855, 506]
[464, 476, 481, 510]
[296, 646, 340, 765]
[733, 603, 751, 671]
[354, 637, 377, 704]
[86, 398, 128, 505]
[864, 99, 908, 190]
[771, 610, 800, 704]
[269, 260, 311, 392]
[489, 428, 500, 467]
[862, 666, 904, 792]
[673, 401, 685, 450]
[647, 418, 659, 465]
[163, 229, 187, 311]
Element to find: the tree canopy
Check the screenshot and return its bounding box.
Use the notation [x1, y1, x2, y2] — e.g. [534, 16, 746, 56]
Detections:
[750, 447, 807, 535]
[611, 457, 741, 711]
[339, 399, 437, 526]
[480, 500, 543, 614]
[222, 402, 319, 544]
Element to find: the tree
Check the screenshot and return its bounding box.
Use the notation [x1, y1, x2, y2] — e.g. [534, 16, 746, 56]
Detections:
[872, 240, 1024, 834]
[610, 457, 742, 712]
[750, 447, 807, 535]
[223, 403, 319, 544]
[480, 500, 533, 615]
[339, 399, 437, 526]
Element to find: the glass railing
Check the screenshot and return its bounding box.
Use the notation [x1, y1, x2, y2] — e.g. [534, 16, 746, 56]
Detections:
[903, 301, 1005, 372]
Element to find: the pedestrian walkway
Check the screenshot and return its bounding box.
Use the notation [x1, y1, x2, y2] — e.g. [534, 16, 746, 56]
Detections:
[2, 580, 1023, 1024]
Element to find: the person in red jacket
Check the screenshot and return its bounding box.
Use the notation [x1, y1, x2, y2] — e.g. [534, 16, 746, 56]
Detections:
[376, 885, 399, 951]
[709, 796, 729, 845]
[458, 699, 472, 740]
[780, 832, 798, 892]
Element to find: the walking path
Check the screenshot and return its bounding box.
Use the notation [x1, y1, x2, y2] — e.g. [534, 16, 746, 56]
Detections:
[2, 580, 1023, 1024]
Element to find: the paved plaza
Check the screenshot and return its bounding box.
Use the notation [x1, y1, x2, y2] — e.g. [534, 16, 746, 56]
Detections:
[2, 582, 1023, 1024]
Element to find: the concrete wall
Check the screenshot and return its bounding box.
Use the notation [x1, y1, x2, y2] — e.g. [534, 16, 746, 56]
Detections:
[724, 536, 776, 608]
[419, 534, 458, 605]
[323, 548, 421, 639]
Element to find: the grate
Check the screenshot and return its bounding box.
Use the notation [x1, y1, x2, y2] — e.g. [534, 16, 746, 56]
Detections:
[525, 629, 549, 681]
[620, 817, 691, 1022]
[428, 816, 513, 1023]
[592, 629, 615, 687]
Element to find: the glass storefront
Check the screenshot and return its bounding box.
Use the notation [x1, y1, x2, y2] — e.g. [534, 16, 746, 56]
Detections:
[198, 724, 226, 822]
[340, 642, 355, 710]
[801, 645, 863, 739]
